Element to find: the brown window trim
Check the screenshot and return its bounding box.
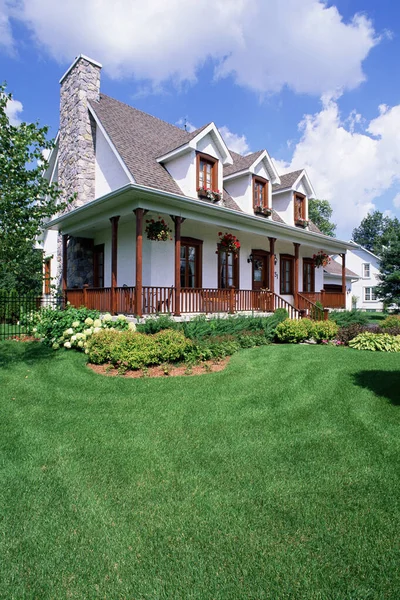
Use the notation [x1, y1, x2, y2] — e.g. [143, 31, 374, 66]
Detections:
[302, 257, 315, 293]
[93, 244, 105, 288]
[294, 192, 306, 222]
[181, 237, 203, 288]
[196, 152, 218, 194]
[44, 258, 51, 295]
[280, 254, 294, 295]
[217, 243, 239, 289]
[253, 176, 269, 210]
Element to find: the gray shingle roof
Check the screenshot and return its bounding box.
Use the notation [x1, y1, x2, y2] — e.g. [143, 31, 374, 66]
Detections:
[324, 260, 358, 278]
[308, 220, 323, 235]
[223, 150, 264, 177]
[272, 170, 303, 191]
[89, 94, 192, 196]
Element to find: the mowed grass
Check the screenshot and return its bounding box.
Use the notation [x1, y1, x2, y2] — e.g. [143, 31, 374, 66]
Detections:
[1, 342, 399, 600]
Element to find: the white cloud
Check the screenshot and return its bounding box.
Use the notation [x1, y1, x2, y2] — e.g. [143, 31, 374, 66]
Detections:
[273, 98, 400, 237]
[7, 0, 378, 96]
[5, 97, 23, 125]
[0, 0, 14, 51]
[219, 125, 250, 155]
[175, 118, 196, 133]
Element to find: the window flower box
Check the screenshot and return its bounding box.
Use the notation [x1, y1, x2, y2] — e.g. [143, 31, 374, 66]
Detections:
[217, 232, 240, 254]
[145, 217, 172, 241]
[312, 251, 331, 268]
[295, 218, 309, 228]
[254, 206, 272, 217]
[197, 187, 222, 203]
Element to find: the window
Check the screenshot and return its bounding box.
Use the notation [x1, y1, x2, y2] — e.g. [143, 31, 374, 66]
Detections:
[302, 258, 315, 293]
[294, 193, 306, 222]
[180, 237, 203, 288]
[253, 177, 268, 210]
[280, 255, 294, 295]
[362, 263, 370, 278]
[93, 244, 105, 288]
[364, 287, 377, 301]
[44, 258, 51, 295]
[218, 246, 239, 289]
[197, 153, 217, 193]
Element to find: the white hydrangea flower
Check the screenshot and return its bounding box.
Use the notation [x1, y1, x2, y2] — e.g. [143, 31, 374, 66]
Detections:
[128, 322, 136, 331]
[84, 328, 93, 336]
[102, 313, 112, 322]
[78, 340, 84, 348]
[71, 335, 77, 342]
[64, 341, 71, 349]
[84, 348, 89, 354]
[93, 327, 102, 334]
[32, 327, 37, 333]
[65, 328, 74, 336]
[85, 317, 94, 326]
[52, 342, 60, 350]
[93, 319, 102, 328]
[75, 332, 83, 340]
[117, 314, 126, 321]
[72, 321, 80, 328]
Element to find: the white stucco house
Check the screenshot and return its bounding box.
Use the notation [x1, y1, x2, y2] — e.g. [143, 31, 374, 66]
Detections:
[324, 245, 383, 311]
[41, 54, 354, 318]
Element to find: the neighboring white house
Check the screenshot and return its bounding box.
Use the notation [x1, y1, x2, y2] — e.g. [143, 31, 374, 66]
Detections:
[41, 54, 354, 317]
[324, 245, 384, 311]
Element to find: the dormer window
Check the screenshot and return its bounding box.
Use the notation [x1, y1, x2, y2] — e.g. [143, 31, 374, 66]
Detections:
[197, 153, 220, 201]
[294, 193, 307, 227]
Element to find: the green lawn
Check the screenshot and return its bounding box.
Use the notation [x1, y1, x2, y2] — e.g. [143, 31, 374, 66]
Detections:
[1, 342, 399, 599]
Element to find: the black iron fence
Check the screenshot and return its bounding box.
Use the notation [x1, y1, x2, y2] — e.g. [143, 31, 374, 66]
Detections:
[0, 292, 65, 340]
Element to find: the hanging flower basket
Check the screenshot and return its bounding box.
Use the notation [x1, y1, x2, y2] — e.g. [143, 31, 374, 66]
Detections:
[197, 187, 222, 202]
[217, 232, 240, 254]
[313, 251, 331, 268]
[295, 218, 309, 228]
[145, 217, 172, 241]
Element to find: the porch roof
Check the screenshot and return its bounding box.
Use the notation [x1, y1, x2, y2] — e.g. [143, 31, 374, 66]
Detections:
[47, 183, 356, 253]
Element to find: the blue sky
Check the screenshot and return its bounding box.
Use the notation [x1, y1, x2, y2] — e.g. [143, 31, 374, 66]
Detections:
[1, 0, 400, 239]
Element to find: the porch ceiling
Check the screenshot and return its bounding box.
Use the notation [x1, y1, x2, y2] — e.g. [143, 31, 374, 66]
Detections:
[47, 183, 355, 253]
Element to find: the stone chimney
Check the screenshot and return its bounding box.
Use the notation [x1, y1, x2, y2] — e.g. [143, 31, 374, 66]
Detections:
[58, 54, 102, 210]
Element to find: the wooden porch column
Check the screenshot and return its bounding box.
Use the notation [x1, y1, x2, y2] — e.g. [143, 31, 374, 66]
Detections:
[341, 253, 346, 306]
[268, 237, 276, 293]
[172, 216, 185, 316]
[62, 234, 68, 293]
[293, 242, 300, 305]
[134, 208, 144, 317]
[110, 216, 120, 315]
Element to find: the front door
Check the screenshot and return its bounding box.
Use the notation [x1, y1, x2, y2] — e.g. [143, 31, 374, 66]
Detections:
[252, 251, 270, 290]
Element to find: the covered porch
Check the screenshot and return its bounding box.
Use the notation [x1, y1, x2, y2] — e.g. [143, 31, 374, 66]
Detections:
[50, 184, 350, 320]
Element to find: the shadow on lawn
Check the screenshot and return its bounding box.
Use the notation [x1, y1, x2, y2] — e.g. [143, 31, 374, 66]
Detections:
[0, 341, 55, 369]
[353, 371, 400, 406]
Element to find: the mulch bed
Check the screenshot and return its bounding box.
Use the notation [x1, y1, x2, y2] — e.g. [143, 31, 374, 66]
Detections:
[87, 357, 230, 378]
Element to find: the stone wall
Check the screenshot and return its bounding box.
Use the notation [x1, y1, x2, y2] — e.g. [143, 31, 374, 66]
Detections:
[66, 237, 94, 288]
[58, 56, 101, 211]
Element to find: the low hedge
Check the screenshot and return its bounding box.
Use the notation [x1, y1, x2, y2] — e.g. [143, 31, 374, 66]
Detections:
[329, 310, 370, 327]
[275, 318, 338, 344]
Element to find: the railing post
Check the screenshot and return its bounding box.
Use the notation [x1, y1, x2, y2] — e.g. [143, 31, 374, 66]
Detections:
[83, 284, 88, 307]
[229, 287, 235, 314]
[324, 308, 329, 321]
[134, 208, 143, 317]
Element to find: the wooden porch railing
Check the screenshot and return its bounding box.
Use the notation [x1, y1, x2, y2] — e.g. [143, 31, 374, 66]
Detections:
[297, 293, 324, 321]
[300, 291, 346, 309]
[66, 286, 301, 318]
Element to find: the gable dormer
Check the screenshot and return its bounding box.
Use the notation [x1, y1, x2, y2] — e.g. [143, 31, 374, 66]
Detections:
[223, 150, 280, 216]
[272, 169, 315, 228]
[156, 123, 232, 201]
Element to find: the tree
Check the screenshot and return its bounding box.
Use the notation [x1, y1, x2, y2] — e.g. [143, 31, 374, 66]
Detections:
[352, 211, 400, 255]
[376, 240, 400, 309]
[308, 199, 336, 236]
[0, 84, 67, 293]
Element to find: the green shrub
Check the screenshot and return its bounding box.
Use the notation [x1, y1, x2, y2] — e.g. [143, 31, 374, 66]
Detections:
[312, 320, 339, 343]
[329, 310, 369, 327]
[380, 315, 400, 329]
[349, 332, 400, 352]
[137, 314, 179, 334]
[87, 329, 193, 369]
[275, 319, 312, 344]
